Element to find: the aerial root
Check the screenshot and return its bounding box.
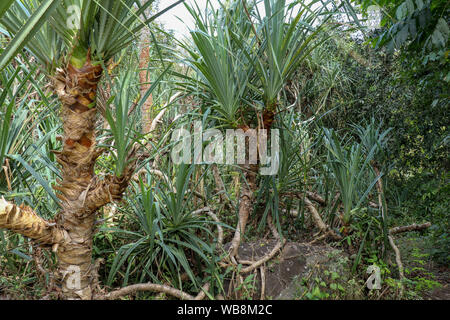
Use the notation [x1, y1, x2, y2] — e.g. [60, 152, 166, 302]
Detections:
[304, 198, 342, 242]
[192, 207, 223, 248]
[388, 234, 405, 296]
[260, 266, 266, 300]
[282, 192, 342, 242]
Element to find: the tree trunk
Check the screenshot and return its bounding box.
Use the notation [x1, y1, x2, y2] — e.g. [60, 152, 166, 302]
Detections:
[229, 111, 277, 257]
[229, 163, 258, 257]
[139, 10, 153, 134]
[50, 53, 104, 299]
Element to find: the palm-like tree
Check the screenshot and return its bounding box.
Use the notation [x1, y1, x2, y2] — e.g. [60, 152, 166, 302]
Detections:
[0, 0, 182, 299]
[177, 0, 347, 257]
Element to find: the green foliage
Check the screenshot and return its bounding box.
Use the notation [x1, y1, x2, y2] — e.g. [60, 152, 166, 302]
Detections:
[354, 0, 449, 83]
[177, 0, 353, 127]
[249, 0, 342, 107]
[178, 0, 250, 126]
[0, 0, 184, 72]
[106, 164, 222, 294]
[0, 0, 60, 70]
[310, 35, 447, 269]
[103, 71, 139, 177]
[233, 271, 256, 300]
[404, 248, 441, 294]
[0, 0, 447, 301]
[0, 61, 62, 211]
[323, 128, 379, 225]
[355, 0, 449, 54]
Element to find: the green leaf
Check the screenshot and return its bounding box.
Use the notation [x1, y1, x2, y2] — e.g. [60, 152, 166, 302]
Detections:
[405, 0, 415, 16]
[431, 30, 445, 48]
[0, 0, 15, 20]
[415, 0, 424, 10]
[436, 18, 449, 38]
[408, 19, 416, 37]
[396, 24, 410, 46]
[8, 154, 60, 206]
[0, 0, 60, 70]
[396, 3, 407, 20]
[444, 71, 450, 82]
[10, 248, 32, 261]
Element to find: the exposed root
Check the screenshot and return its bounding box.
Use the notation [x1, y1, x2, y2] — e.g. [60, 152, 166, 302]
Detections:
[260, 266, 266, 300]
[134, 168, 174, 190]
[211, 164, 235, 210]
[2, 159, 12, 191]
[194, 283, 210, 300]
[148, 108, 165, 133]
[305, 191, 326, 205]
[33, 246, 58, 299]
[229, 164, 257, 258]
[102, 283, 195, 300]
[229, 200, 250, 258]
[239, 239, 285, 274]
[307, 232, 328, 245]
[33, 247, 49, 278]
[384, 221, 431, 296]
[92, 258, 105, 295]
[372, 163, 386, 219]
[281, 191, 326, 206]
[282, 191, 342, 241]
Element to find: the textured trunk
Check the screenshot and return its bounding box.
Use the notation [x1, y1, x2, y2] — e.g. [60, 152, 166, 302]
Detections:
[51, 54, 103, 299]
[229, 108, 276, 257]
[230, 163, 258, 257]
[0, 53, 106, 299]
[139, 24, 153, 134]
[51, 53, 136, 299]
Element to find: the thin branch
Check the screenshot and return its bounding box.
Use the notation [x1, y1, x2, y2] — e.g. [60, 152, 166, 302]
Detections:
[389, 222, 431, 235]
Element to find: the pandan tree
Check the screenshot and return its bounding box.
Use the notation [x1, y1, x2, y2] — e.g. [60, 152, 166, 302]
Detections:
[177, 0, 350, 258]
[0, 0, 182, 300]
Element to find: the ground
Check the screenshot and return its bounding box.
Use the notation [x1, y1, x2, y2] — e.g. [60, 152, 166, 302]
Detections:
[0, 237, 448, 300]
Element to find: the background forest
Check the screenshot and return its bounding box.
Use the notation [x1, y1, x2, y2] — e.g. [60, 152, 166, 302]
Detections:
[0, 0, 448, 300]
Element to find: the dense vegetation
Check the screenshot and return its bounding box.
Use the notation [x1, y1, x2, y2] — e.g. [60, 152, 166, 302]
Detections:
[0, 0, 448, 300]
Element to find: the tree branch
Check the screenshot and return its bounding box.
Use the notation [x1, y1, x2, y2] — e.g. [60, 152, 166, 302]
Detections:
[0, 197, 69, 246]
[389, 222, 431, 235]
